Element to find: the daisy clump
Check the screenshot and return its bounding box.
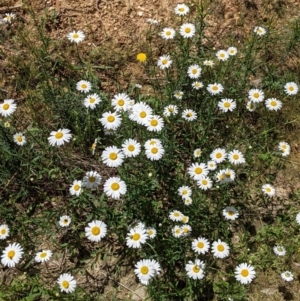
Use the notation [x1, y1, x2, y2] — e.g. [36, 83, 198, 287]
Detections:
[134, 259, 161, 285]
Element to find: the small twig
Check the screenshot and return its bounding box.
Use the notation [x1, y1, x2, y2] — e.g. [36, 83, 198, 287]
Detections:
[0, 5, 23, 11]
[0, 172, 17, 196]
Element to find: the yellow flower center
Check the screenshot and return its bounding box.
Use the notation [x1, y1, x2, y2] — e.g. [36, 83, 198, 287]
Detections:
[266, 187, 271, 192]
[64, 219, 69, 224]
[212, 85, 218, 91]
[1, 229, 6, 235]
[249, 103, 254, 109]
[192, 69, 197, 74]
[193, 266, 200, 273]
[17, 136, 23, 142]
[270, 100, 277, 106]
[195, 167, 202, 174]
[202, 179, 208, 185]
[225, 172, 231, 178]
[253, 92, 259, 98]
[81, 84, 87, 89]
[151, 147, 158, 154]
[183, 227, 189, 233]
[109, 152, 117, 160]
[127, 145, 135, 152]
[182, 190, 188, 195]
[74, 184, 80, 191]
[233, 154, 239, 160]
[150, 119, 158, 126]
[107, 115, 115, 122]
[179, 7, 184, 12]
[175, 229, 181, 234]
[89, 176, 96, 183]
[73, 33, 79, 39]
[8, 250, 15, 259]
[185, 28, 191, 33]
[141, 266, 149, 274]
[216, 153, 222, 159]
[289, 86, 294, 91]
[92, 226, 100, 235]
[89, 98, 95, 103]
[55, 132, 63, 139]
[224, 102, 230, 108]
[197, 242, 204, 249]
[241, 269, 249, 277]
[148, 230, 153, 235]
[217, 244, 224, 251]
[140, 111, 146, 118]
[166, 31, 171, 36]
[40, 252, 47, 258]
[3, 104, 9, 110]
[162, 59, 168, 65]
[220, 53, 225, 58]
[174, 212, 180, 217]
[118, 99, 124, 106]
[186, 113, 192, 117]
[132, 233, 140, 241]
[111, 183, 120, 191]
[168, 107, 174, 112]
[228, 211, 234, 216]
[62, 280, 69, 289]
[91, 143, 96, 150]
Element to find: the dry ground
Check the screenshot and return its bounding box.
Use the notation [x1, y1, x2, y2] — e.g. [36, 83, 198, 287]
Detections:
[1, 0, 300, 300]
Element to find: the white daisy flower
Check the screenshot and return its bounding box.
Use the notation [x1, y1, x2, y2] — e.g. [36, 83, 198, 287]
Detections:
[218, 99, 236, 112]
[67, 30, 85, 43]
[3, 13, 15, 23]
[194, 148, 202, 158]
[181, 215, 189, 223]
[69, 180, 82, 196]
[172, 225, 183, 238]
[222, 168, 236, 183]
[145, 143, 164, 161]
[197, 176, 213, 190]
[101, 146, 124, 168]
[207, 83, 224, 95]
[134, 259, 156, 285]
[223, 206, 239, 220]
[91, 138, 97, 155]
[174, 91, 184, 100]
[265, 98, 282, 111]
[216, 50, 229, 61]
[181, 224, 192, 236]
[211, 239, 230, 258]
[163, 104, 178, 117]
[112, 93, 130, 112]
[178, 186, 192, 198]
[147, 115, 164, 132]
[82, 171, 101, 189]
[0, 224, 9, 240]
[0, 99, 17, 117]
[262, 184, 275, 197]
[83, 93, 101, 109]
[144, 138, 163, 149]
[187, 64, 202, 79]
[273, 245, 286, 256]
[192, 81, 204, 90]
[296, 212, 300, 225]
[254, 26, 266, 36]
[57, 273, 77, 293]
[169, 210, 184, 222]
[1, 242, 24, 268]
[185, 259, 205, 280]
[174, 3, 190, 16]
[35, 250, 52, 263]
[183, 197, 193, 206]
[59, 215, 71, 227]
[100, 111, 122, 130]
[157, 55, 172, 70]
[210, 148, 227, 163]
[13, 133, 26, 146]
[147, 228, 157, 239]
[281, 271, 293, 282]
[278, 142, 290, 157]
[126, 227, 148, 248]
[191, 237, 210, 254]
[188, 163, 209, 180]
[248, 88, 264, 103]
[227, 46, 237, 56]
[161, 27, 176, 40]
[246, 101, 257, 111]
[235, 263, 256, 284]
[122, 138, 141, 157]
[182, 109, 197, 121]
[85, 220, 107, 242]
[146, 18, 159, 25]
[103, 177, 127, 199]
[180, 23, 196, 38]
[284, 82, 298, 95]
[76, 80, 91, 93]
[48, 128, 72, 147]
[203, 60, 214, 67]
[131, 102, 153, 125]
[207, 160, 217, 171]
[228, 149, 246, 165]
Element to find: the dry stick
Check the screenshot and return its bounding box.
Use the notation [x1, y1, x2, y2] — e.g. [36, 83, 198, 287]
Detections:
[0, 172, 17, 197]
[87, 269, 144, 300]
[0, 5, 23, 11]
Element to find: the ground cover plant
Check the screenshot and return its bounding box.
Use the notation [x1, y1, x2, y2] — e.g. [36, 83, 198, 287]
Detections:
[0, 1, 300, 300]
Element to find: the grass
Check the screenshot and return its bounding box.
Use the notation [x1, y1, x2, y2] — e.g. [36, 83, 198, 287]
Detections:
[0, 0, 300, 300]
